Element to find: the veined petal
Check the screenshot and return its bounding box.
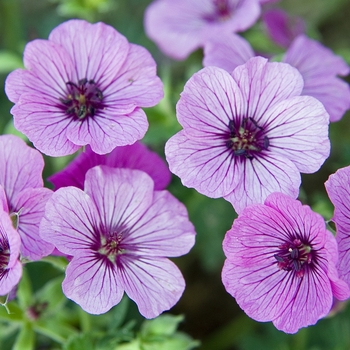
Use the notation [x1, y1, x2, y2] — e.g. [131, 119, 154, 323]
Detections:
[84, 166, 154, 230]
[12, 93, 80, 157]
[66, 108, 148, 155]
[119, 256, 185, 318]
[224, 154, 300, 213]
[165, 130, 242, 198]
[104, 44, 163, 110]
[265, 95, 330, 173]
[177, 66, 246, 136]
[48, 20, 129, 87]
[124, 191, 195, 257]
[231, 57, 304, 121]
[11, 188, 54, 261]
[40, 187, 100, 255]
[62, 254, 124, 314]
[0, 135, 45, 202]
[203, 33, 254, 72]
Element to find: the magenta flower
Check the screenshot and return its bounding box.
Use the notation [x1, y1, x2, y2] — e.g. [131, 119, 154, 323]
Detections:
[263, 9, 305, 48]
[40, 166, 195, 317]
[0, 135, 53, 261]
[48, 142, 171, 191]
[325, 166, 350, 289]
[5, 20, 163, 157]
[203, 34, 350, 122]
[222, 192, 349, 333]
[144, 0, 260, 60]
[0, 208, 22, 296]
[165, 57, 330, 213]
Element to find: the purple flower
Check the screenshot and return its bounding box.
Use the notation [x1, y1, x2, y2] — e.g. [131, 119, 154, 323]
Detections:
[203, 34, 350, 122]
[5, 20, 163, 157]
[325, 166, 350, 289]
[263, 9, 305, 48]
[0, 135, 53, 261]
[40, 166, 196, 317]
[144, 0, 260, 60]
[222, 192, 349, 333]
[48, 142, 171, 191]
[0, 208, 22, 296]
[283, 35, 350, 122]
[165, 57, 330, 213]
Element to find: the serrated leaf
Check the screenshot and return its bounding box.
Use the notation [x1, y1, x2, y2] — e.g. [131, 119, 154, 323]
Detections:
[64, 333, 95, 350]
[141, 314, 184, 338]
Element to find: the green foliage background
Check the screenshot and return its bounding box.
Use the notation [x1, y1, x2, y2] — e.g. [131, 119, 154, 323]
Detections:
[0, 0, 350, 349]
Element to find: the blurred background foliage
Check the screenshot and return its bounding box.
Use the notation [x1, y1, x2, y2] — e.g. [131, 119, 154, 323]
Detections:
[0, 0, 350, 349]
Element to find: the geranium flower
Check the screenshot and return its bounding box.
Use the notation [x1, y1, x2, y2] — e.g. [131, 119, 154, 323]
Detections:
[0, 208, 22, 296]
[48, 142, 171, 191]
[5, 20, 163, 156]
[40, 166, 196, 317]
[222, 192, 349, 333]
[325, 166, 350, 289]
[144, 0, 260, 60]
[262, 9, 305, 48]
[0, 135, 53, 261]
[203, 34, 350, 122]
[165, 57, 330, 213]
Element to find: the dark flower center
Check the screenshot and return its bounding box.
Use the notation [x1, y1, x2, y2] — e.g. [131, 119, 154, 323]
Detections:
[226, 118, 269, 159]
[98, 230, 126, 264]
[60, 78, 104, 120]
[274, 238, 313, 278]
[204, 0, 232, 22]
[0, 239, 10, 274]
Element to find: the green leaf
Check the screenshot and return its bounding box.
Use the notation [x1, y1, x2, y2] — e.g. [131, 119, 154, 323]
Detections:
[16, 268, 32, 310]
[141, 314, 184, 338]
[64, 333, 95, 350]
[35, 275, 66, 314]
[13, 321, 35, 350]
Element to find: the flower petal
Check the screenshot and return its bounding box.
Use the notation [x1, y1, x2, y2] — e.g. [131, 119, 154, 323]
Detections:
[62, 254, 124, 314]
[124, 191, 196, 257]
[119, 256, 185, 318]
[40, 187, 99, 255]
[165, 130, 242, 198]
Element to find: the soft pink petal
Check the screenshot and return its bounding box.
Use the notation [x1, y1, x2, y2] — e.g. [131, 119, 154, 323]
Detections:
[0, 135, 45, 203]
[103, 43, 163, 111]
[124, 191, 195, 257]
[176, 66, 246, 136]
[231, 57, 304, 121]
[66, 108, 148, 155]
[62, 254, 124, 314]
[40, 187, 100, 255]
[48, 20, 129, 87]
[224, 154, 300, 213]
[263, 95, 330, 173]
[119, 256, 185, 318]
[84, 166, 154, 230]
[11, 188, 54, 261]
[203, 33, 254, 72]
[5, 69, 26, 103]
[165, 131, 242, 198]
[0, 261, 22, 296]
[12, 94, 79, 156]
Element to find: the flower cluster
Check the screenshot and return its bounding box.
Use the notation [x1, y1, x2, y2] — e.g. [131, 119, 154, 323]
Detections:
[1, 0, 350, 341]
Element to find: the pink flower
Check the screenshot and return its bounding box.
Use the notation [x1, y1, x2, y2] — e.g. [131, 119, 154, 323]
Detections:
[0, 135, 53, 261]
[40, 166, 195, 317]
[144, 0, 260, 60]
[5, 20, 163, 156]
[0, 209, 22, 296]
[48, 142, 171, 191]
[203, 34, 350, 122]
[165, 57, 330, 213]
[325, 166, 350, 289]
[222, 193, 349, 333]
